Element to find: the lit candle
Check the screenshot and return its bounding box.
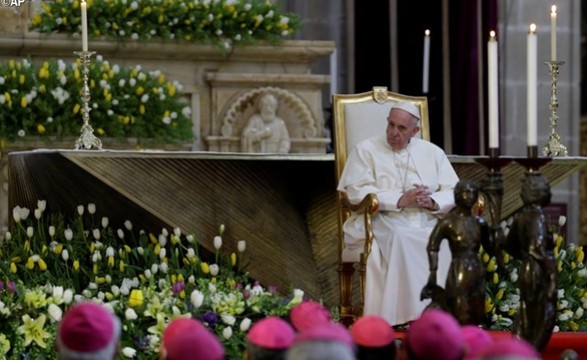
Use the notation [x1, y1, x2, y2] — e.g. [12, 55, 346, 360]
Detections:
[551, 5, 557, 61]
[488, 31, 499, 149]
[422, 29, 430, 94]
[527, 24, 537, 147]
[81, 0, 88, 52]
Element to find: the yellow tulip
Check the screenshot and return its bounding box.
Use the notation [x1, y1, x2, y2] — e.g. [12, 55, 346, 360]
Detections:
[493, 272, 499, 284]
[41, 245, 48, 256]
[24, 240, 30, 251]
[93, 263, 98, 274]
[119, 260, 125, 273]
[129, 289, 144, 307]
[37, 124, 46, 134]
[39, 84, 46, 94]
[108, 256, 115, 268]
[201, 262, 210, 274]
[496, 288, 505, 300]
[502, 253, 510, 264]
[26, 257, 34, 270]
[139, 274, 146, 282]
[576, 248, 584, 263]
[73, 104, 81, 114]
[19, 74, 25, 85]
[105, 293, 114, 301]
[135, 86, 145, 96]
[231, 252, 237, 267]
[73, 260, 80, 271]
[38, 259, 47, 271]
[20, 97, 27, 108]
[140, 105, 145, 114]
[149, 233, 158, 244]
[10, 262, 17, 273]
[97, 277, 106, 284]
[508, 308, 517, 316]
[124, 245, 131, 253]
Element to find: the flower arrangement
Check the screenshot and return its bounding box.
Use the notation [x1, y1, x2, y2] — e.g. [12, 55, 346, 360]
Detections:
[0, 57, 194, 146]
[483, 216, 587, 332]
[29, 0, 301, 51]
[0, 201, 305, 359]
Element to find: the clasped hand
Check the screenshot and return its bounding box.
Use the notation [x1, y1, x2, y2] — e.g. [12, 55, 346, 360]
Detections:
[398, 184, 436, 209]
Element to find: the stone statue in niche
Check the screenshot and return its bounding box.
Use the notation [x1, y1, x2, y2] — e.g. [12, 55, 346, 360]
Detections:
[421, 180, 494, 326]
[504, 172, 557, 352]
[241, 92, 291, 153]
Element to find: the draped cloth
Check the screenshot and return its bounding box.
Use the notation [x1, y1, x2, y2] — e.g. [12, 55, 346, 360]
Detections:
[337, 135, 459, 326]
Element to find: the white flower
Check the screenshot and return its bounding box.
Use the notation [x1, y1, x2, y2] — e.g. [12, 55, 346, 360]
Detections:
[77, 205, 84, 216]
[47, 304, 63, 322]
[151, 263, 159, 274]
[124, 220, 133, 231]
[209, 283, 217, 294]
[186, 234, 194, 243]
[240, 318, 252, 332]
[117, 229, 125, 239]
[49, 226, 55, 237]
[122, 347, 137, 358]
[52, 286, 64, 299]
[186, 248, 196, 259]
[213, 236, 222, 250]
[558, 215, 567, 227]
[26, 226, 34, 237]
[64, 228, 73, 241]
[558, 289, 565, 299]
[63, 289, 74, 304]
[574, 307, 584, 319]
[144, 269, 152, 279]
[223, 326, 233, 339]
[238, 240, 246, 253]
[106, 247, 115, 257]
[190, 290, 204, 308]
[221, 314, 236, 326]
[125, 308, 138, 320]
[159, 248, 167, 259]
[93, 229, 101, 240]
[62, 249, 69, 261]
[102, 217, 109, 228]
[137, 247, 144, 255]
[210, 264, 219, 276]
[37, 200, 46, 212]
[159, 262, 169, 273]
[159, 234, 167, 247]
[34, 208, 42, 220]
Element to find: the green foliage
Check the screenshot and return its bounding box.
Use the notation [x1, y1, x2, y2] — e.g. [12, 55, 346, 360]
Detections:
[0, 57, 194, 146]
[29, 0, 301, 51]
[0, 201, 305, 359]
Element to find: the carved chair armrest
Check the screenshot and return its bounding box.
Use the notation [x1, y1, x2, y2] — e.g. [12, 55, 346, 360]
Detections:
[341, 193, 379, 261]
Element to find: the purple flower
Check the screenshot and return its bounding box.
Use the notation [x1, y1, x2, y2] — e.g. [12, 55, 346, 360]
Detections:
[171, 281, 185, 295]
[200, 311, 219, 328]
[7, 281, 16, 294]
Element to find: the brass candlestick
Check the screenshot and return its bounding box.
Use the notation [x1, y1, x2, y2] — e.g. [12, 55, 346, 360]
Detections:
[74, 51, 102, 150]
[542, 61, 567, 157]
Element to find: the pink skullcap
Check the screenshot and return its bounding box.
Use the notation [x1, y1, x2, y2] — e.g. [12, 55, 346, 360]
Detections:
[406, 309, 464, 360]
[289, 300, 332, 332]
[247, 316, 296, 350]
[293, 322, 354, 350]
[477, 337, 540, 359]
[350, 315, 395, 347]
[392, 101, 420, 119]
[57, 302, 121, 357]
[162, 317, 225, 360]
[461, 325, 493, 360]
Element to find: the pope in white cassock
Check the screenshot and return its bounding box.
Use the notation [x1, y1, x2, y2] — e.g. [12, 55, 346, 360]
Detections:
[337, 101, 459, 326]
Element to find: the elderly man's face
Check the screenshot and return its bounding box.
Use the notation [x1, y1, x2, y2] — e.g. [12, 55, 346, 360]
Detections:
[386, 108, 420, 150]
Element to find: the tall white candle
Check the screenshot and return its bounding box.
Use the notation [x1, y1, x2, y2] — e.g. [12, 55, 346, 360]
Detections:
[551, 5, 557, 61]
[330, 48, 338, 98]
[81, 0, 88, 52]
[488, 31, 499, 149]
[422, 29, 430, 94]
[527, 24, 538, 147]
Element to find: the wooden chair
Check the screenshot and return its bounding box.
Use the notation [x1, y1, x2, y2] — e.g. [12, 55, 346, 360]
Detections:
[332, 86, 430, 325]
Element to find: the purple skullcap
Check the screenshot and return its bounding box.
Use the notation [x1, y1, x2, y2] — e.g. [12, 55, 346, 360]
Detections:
[247, 316, 296, 350]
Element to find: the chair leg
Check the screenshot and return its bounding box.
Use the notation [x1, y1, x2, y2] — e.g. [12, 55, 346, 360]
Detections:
[338, 262, 355, 327]
[357, 255, 366, 318]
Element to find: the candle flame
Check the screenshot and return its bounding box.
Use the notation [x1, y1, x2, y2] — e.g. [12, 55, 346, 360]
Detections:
[529, 23, 537, 33]
[551, 5, 557, 14]
[425, 29, 430, 36]
[490, 30, 496, 39]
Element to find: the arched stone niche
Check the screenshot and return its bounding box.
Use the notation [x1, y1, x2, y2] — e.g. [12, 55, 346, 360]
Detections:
[205, 73, 331, 154]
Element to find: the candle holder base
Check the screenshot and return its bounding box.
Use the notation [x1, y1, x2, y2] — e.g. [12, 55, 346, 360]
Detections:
[542, 60, 567, 157]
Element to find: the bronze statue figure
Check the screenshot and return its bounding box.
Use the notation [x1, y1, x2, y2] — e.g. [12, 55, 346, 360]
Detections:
[421, 180, 494, 325]
[504, 172, 557, 352]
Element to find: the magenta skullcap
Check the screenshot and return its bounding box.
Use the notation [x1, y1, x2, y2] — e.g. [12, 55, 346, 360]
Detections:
[247, 316, 296, 350]
[461, 325, 493, 360]
[293, 322, 355, 350]
[289, 300, 332, 332]
[350, 315, 395, 347]
[392, 101, 420, 119]
[161, 317, 225, 360]
[57, 302, 121, 358]
[477, 337, 540, 359]
[406, 309, 464, 360]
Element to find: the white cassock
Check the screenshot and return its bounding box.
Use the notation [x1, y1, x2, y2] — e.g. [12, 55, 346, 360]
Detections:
[337, 135, 459, 326]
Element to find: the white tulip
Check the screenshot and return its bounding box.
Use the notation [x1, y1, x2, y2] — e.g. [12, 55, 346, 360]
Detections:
[47, 303, 63, 322]
[124, 220, 133, 231]
[49, 226, 55, 237]
[4, 232, 11, 241]
[213, 236, 222, 250]
[558, 215, 567, 227]
[188, 275, 195, 284]
[106, 247, 115, 257]
[61, 249, 69, 261]
[151, 263, 159, 274]
[52, 286, 64, 298]
[26, 227, 34, 238]
[159, 248, 167, 259]
[174, 227, 181, 237]
[161, 228, 169, 237]
[122, 347, 137, 358]
[144, 269, 152, 279]
[186, 248, 196, 259]
[111, 285, 120, 297]
[64, 228, 73, 241]
[63, 289, 74, 304]
[190, 290, 204, 308]
[238, 240, 246, 253]
[186, 234, 194, 243]
[137, 247, 144, 255]
[158, 234, 167, 247]
[34, 208, 42, 219]
[125, 308, 138, 320]
[159, 262, 169, 273]
[37, 200, 46, 212]
[101, 217, 109, 228]
[87, 203, 96, 214]
[223, 326, 233, 339]
[77, 205, 84, 216]
[117, 229, 125, 239]
[240, 318, 252, 332]
[222, 314, 236, 326]
[219, 224, 225, 235]
[210, 264, 219, 276]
